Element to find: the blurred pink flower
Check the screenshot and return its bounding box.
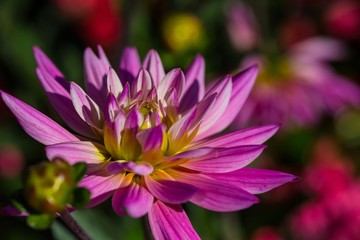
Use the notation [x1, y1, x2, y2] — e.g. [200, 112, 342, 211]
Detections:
[291, 137, 360, 240]
[324, 0, 360, 40]
[0, 145, 24, 179]
[226, 2, 260, 51]
[235, 37, 360, 129]
[1, 46, 296, 239]
[252, 227, 283, 240]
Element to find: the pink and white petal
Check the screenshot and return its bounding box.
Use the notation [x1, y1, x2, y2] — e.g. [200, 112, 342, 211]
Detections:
[112, 181, 154, 218]
[1, 91, 79, 145]
[119, 47, 141, 85]
[148, 201, 200, 240]
[191, 124, 280, 148]
[79, 171, 125, 208]
[184, 54, 205, 99]
[207, 168, 298, 194]
[131, 69, 153, 98]
[157, 68, 185, 100]
[96, 45, 111, 67]
[168, 170, 259, 212]
[200, 65, 258, 138]
[125, 107, 144, 130]
[196, 75, 232, 138]
[36, 69, 95, 138]
[143, 50, 165, 87]
[145, 176, 197, 204]
[45, 141, 108, 164]
[136, 124, 164, 152]
[84, 48, 109, 108]
[106, 67, 123, 98]
[70, 82, 103, 129]
[181, 145, 266, 173]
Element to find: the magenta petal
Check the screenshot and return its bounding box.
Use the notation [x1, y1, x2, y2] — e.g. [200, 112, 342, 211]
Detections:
[1, 91, 78, 145]
[143, 50, 165, 87]
[131, 69, 153, 98]
[182, 145, 266, 173]
[0, 205, 28, 216]
[45, 141, 108, 165]
[107, 161, 153, 176]
[169, 170, 259, 212]
[106, 67, 123, 98]
[79, 171, 124, 208]
[184, 54, 205, 99]
[202, 65, 258, 137]
[207, 168, 298, 194]
[36, 69, 95, 138]
[191, 124, 280, 148]
[112, 182, 154, 218]
[84, 47, 109, 108]
[136, 124, 164, 151]
[145, 177, 197, 204]
[148, 201, 200, 240]
[119, 47, 141, 85]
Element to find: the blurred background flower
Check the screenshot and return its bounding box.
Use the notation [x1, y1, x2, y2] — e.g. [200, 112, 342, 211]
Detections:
[0, 0, 360, 239]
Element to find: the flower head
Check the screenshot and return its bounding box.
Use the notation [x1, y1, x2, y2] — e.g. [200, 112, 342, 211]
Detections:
[235, 37, 360, 129]
[1, 46, 296, 239]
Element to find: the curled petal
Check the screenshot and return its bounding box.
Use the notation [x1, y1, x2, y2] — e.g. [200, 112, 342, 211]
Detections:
[1, 91, 78, 145]
[136, 124, 164, 152]
[148, 201, 200, 240]
[157, 68, 185, 100]
[70, 82, 103, 129]
[184, 54, 205, 99]
[107, 67, 123, 98]
[112, 181, 154, 218]
[107, 161, 154, 176]
[131, 69, 153, 98]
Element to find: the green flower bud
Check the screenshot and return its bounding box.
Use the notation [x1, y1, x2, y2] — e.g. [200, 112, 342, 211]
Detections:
[24, 159, 75, 214]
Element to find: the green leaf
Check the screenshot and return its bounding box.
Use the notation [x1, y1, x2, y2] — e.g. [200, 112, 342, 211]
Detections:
[71, 187, 90, 208]
[71, 162, 87, 183]
[27, 214, 54, 230]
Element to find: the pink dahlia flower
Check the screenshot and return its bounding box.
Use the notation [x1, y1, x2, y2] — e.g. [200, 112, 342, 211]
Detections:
[235, 37, 360, 129]
[1, 46, 296, 239]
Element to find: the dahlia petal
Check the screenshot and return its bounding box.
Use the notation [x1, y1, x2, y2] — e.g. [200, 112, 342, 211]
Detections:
[181, 145, 266, 173]
[145, 176, 197, 204]
[136, 124, 164, 151]
[191, 124, 280, 148]
[106, 67, 123, 98]
[79, 171, 125, 208]
[1, 91, 78, 145]
[96, 45, 111, 67]
[196, 75, 232, 137]
[131, 69, 153, 98]
[84, 47, 108, 107]
[70, 82, 103, 129]
[143, 50, 165, 87]
[184, 54, 205, 99]
[207, 168, 298, 194]
[45, 141, 108, 164]
[119, 47, 141, 85]
[148, 201, 200, 240]
[157, 68, 185, 100]
[33, 46, 68, 89]
[125, 107, 144, 129]
[36, 69, 95, 138]
[112, 181, 154, 218]
[172, 148, 213, 159]
[107, 161, 154, 176]
[168, 170, 259, 212]
[202, 65, 258, 136]
[179, 80, 200, 114]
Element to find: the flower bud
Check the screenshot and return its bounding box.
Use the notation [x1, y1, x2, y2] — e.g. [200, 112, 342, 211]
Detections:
[24, 159, 75, 214]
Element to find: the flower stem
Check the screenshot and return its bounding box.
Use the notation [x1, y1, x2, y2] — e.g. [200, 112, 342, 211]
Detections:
[141, 216, 153, 240]
[58, 211, 92, 240]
